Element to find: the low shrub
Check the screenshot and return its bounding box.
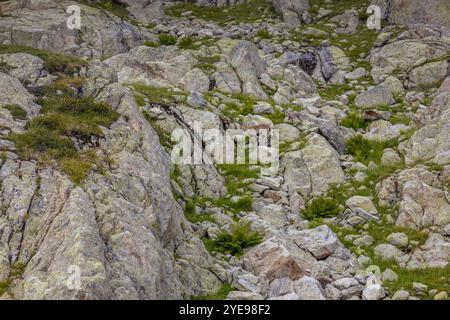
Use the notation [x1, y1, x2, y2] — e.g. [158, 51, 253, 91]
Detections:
[206, 221, 263, 256]
[301, 196, 342, 220]
[340, 112, 367, 130]
[158, 34, 177, 46]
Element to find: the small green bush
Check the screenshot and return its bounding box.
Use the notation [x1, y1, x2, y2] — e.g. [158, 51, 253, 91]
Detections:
[207, 221, 263, 256]
[346, 135, 372, 163]
[2, 104, 27, 120]
[178, 36, 196, 49]
[301, 197, 342, 220]
[158, 34, 177, 46]
[340, 112, 367, 130]
[255, 30, 271, 39]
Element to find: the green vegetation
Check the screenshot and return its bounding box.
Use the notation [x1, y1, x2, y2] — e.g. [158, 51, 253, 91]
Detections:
[191, 283, 235, 300]
[0, 279, 11, 296]
[328, 221, 448, 298]
[143, 40, 159, 48]
[178, 36, 197, 50]
[183, 198, 216, 223]
[0, 45, 87, 74]
[131, 83, 185, 104]
[301, 196, 342, 220]
[9, 87, 119, 184]
[346, 135, 399, 165]
[319, 83, 354, 101]
[165, 0, 280, 26]
[381, 264, 450, 298]
[158, 34, 177, 46]
[340, 112, 367, 130]
[205, 221, 263, 256]
[1, 104, 27, 120]
[194, 55, 221, 74]
[255, 29, 272, 39]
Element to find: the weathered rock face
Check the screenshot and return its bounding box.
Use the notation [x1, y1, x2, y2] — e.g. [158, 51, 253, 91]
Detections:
[372, 0, 450, 27]
[0, 0, 149, 58]
[116, 0, 165, 23]
[282, 134, 345, 199]
[369, 40, 449, 84]
[272, 0, 310, 28]
[0, 61, 223, 299]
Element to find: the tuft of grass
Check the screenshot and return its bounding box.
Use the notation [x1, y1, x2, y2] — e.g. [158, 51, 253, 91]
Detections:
[340, 112, 367, 130]
[1, 104, 27, 120]
[178, 36, 198, 50]
[183, 198, 216, 224]
[143, 40, 159, 48]
[0, 45, 87, 74]
[158, 34, 177, 46]
[255, 29, 272, 39]
[301, 196, 342, 220]
[0, 280, 11, 297]
[191, 283, 235, 300]
[205, 221, 263, 256]
[131, 83, 184, 104]
[346, 135, 399, 165]
[9, 93, 119, 184]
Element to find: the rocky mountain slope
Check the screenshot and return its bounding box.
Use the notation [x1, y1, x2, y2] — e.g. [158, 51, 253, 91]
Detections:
[0, 0, 448, 300]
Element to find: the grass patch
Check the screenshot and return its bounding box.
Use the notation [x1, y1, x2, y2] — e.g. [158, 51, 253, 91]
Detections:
[340, 111, 367, 130]
[9, 93, 119, 184]
[301, 196, 342, 220]
[0, 279, 11, 297]
[143, 40, 159, 48]
[0, 45, 87, 74]
[194, 55, 221, 74]
[346, 135, 398, 165]
[158, 34, 177, 46]
[205, 221, 263, 256]
[131, 83, 184, 104]
[319, 83, 354, 101]
[184, 198, 216, 224]
[191, 283, 235, 300]
[1, 104, 27, 120]
[165, 0, 280, 26]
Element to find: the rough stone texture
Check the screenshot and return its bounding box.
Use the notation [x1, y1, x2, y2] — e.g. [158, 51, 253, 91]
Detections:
[371, 0, 450, 27]
[0, 1, 150, 59]
[282, 134, 345, 199]
[273, 0, 311, 28]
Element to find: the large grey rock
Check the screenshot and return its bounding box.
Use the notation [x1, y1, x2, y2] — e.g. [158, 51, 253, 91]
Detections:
[370, 40, 449, 84]
[230, 40, 268, 99]
[292, 225, 339, 260]
[282, 134, 345, 198]
[372, 0, 450, 27]
[355, 85, 395, 109]
[0, 1, 149, 59]
[273, 0, 311, 28]
[116, 0, 165, 23]
[293, 276, 326, 300]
